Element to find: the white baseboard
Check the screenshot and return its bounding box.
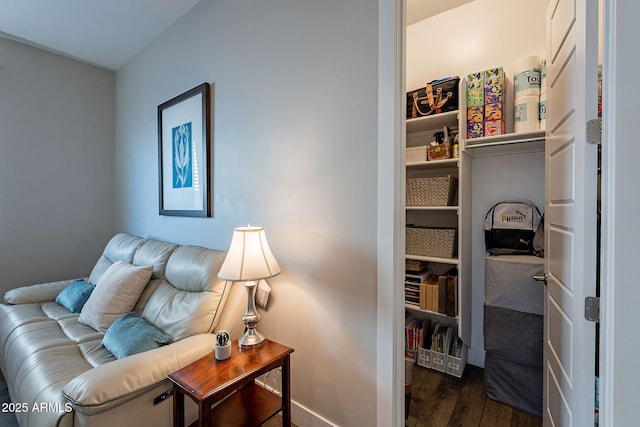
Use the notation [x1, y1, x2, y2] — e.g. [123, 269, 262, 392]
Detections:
[291, 400, 337, 427]
[255, 378, 337, 427]
[467, 347, 485, 368]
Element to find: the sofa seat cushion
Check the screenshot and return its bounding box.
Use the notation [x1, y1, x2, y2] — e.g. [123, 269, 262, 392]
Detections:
[78, 262, 153, 333]
[78, 340, 116, 368]
[4, 320, 76, 384]
[41, 301, 83, 321]
[57, 317, 105, 343]
[0, 303, 51, 349]
[13, 344, 93, 427]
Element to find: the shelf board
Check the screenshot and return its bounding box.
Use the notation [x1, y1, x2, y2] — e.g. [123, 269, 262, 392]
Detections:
[406, 110, 459, 134]
[406, 206, 458, 212]
[405, 255, 459, 265]
[404, 304, 459, 321]
[465, 130, 545, 157]
[406, 158, 459, 169]
[205, 383, 282, 427]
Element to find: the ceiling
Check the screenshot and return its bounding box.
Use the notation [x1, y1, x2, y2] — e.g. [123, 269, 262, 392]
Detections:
[406, 0, 475, 25]
[0, 0, 200, 71]
[0, 0, 472, 71]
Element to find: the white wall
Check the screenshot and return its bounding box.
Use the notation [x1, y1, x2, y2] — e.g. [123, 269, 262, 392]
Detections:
[0, 38, 115, 294]
[406, 0, 548, 366]
[601, 0, 640, 425]
[115, 1, 379, 425]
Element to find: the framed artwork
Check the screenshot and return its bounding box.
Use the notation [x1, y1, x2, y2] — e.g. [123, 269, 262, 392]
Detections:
[158, 82, 211, 217]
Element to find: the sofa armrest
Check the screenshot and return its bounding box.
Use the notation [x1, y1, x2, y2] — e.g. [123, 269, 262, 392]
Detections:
[3, 279, 76, 304]
[62, 333, 216, 415]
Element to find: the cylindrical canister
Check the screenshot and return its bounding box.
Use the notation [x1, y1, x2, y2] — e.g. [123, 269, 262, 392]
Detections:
[514, 95, 540, 133]
[513, 55, 541, 98]
[538, 92, 547, 131]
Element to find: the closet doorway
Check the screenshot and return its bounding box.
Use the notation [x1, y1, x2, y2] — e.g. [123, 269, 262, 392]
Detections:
[399, 1, 602, 426]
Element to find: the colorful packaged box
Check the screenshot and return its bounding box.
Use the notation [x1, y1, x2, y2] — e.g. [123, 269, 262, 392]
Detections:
[484, 120, 505, 137]
[466, 72, 484, 90]
[485, 85, 504, 104]
[484, 67, 504, 87]
[467, 106, 483, 123]
[466, 88, 484, 107]
[467, 122, 484, 139]
[484, 102, 504, 121]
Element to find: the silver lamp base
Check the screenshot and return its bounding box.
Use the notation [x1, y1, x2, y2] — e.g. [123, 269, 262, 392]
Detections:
[239, 280, 265, 350]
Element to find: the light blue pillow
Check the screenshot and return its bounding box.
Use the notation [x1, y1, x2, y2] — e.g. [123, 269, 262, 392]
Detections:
[102, 312, 171, 359]
[55, 279, 95, 313]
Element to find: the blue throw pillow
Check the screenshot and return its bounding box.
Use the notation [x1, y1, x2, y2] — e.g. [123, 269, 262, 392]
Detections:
[102, 312, 171, 359]
[55, 279, 95, 313]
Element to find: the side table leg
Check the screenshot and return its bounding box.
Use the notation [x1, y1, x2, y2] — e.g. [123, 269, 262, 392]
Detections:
[199, 398, 211, 427]
[282, 355, 291, 427]
[173, 384, 185, 427]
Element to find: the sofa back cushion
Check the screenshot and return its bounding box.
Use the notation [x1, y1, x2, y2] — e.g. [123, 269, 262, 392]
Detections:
[88, 234, 147, 285]
[141, 245, 231, 341]
[132, 239, 177, 280]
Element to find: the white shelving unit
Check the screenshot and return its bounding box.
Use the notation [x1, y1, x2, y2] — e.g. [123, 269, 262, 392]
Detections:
[404, 97, 545, 375]
[465, 130, 545, 157]
[404, 108, 471, 364]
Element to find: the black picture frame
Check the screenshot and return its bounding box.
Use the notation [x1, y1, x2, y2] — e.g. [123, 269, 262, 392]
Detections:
[158, 83, 211, 217]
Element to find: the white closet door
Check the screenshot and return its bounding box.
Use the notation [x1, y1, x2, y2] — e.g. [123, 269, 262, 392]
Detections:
[544, 0, 599, 426]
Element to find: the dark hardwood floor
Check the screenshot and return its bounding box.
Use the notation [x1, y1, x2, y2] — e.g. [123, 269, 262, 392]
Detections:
[407, 364, 542, 427]
[3, 365, 539, 427]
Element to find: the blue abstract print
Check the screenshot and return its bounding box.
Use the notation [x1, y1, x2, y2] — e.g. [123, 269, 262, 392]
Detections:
[172, 122, 192, 188]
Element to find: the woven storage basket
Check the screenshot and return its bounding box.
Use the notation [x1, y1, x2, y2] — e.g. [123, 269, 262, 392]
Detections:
[406, 176, 457, 207]
[406, 226, 457, 258]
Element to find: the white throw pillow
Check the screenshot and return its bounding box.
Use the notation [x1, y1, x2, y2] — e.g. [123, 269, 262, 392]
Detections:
[78, 261, 152, 332]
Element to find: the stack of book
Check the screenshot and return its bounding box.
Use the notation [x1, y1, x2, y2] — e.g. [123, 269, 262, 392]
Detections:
[405, 262, 459, 317]
[405, 269, 432, 307]
[404, 317, 432, 362]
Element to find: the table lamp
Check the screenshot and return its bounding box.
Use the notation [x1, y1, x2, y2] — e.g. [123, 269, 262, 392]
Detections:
[218, 226, 281, 349]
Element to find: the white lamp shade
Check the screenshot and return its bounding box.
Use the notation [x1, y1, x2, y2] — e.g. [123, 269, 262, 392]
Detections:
[218, 226, 281, 281]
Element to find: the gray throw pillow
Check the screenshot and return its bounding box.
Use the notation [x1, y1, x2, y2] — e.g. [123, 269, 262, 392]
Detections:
[78, 261, 152, 332]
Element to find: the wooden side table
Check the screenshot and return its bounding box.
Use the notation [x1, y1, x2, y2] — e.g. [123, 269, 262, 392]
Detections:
[169, 339, 294, 427]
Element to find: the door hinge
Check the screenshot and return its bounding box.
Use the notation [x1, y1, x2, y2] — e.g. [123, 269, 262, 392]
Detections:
[533, 274, 548, 286]
[584, 296, 600, 323]
[586, 118, 602, 145]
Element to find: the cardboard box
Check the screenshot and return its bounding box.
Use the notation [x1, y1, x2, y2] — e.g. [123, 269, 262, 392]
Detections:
[485, 85, 504, 104]
[484, 119, 505, 136]
[466, 88, 484, 107]
[406, 145, 427, 163]
[484, 102, 504, 121]
[466, 71, 484, 89]
[467, 121, 484, 139]
[427, 144, 452, 161]
[484, 67, 504, 87]
[467, 106, 483, 123]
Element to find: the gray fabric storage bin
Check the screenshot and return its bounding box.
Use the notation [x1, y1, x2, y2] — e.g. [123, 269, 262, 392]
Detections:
[483, 254, 544, 417]
[485, 255, 544, 315]
[483, 304, 543, 367]
[485, 351, 543, 416]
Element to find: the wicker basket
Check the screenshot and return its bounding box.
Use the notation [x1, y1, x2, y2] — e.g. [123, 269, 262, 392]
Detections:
[406, 176, 457, 207]
[406, 226, 457, 258]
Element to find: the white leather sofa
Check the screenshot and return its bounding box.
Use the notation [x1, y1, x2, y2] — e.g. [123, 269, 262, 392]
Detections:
[0, 233, 245, 427]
